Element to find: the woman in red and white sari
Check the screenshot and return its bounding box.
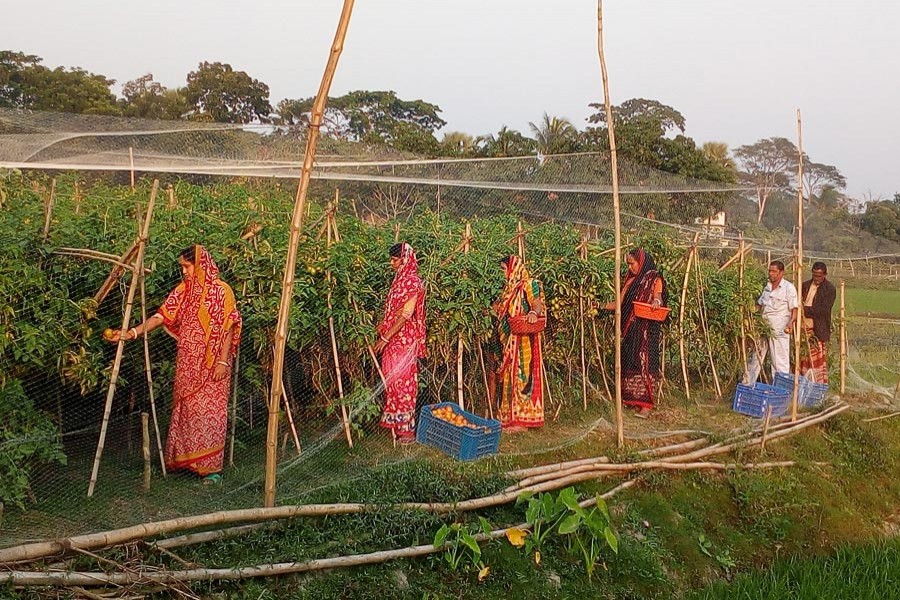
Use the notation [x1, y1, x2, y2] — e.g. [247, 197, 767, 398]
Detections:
[109, 245, 241, 483]
[374, 243, 426, 445]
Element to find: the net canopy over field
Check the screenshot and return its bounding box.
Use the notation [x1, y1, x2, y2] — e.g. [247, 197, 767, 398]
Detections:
[0, 109, 898, 551]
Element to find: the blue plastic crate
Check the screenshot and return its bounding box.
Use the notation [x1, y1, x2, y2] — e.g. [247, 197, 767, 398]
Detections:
[732, 383, 791, 419]
[773, 372, 829, 408]
[416, 402, 501, 461]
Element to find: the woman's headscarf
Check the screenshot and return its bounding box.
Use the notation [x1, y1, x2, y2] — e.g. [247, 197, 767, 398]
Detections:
[496, 255, 531, 320]
[159, 245, 242, 368]
[621, 248, 667, 335]
[380, 243, 426, 358]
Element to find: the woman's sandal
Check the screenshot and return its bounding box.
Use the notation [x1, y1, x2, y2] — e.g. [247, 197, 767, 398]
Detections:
[202, 473, 223, 485]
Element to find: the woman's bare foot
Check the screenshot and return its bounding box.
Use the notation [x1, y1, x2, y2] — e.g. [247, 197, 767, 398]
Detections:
[504, 425, 527, 433]
[634, 408, 651, 419]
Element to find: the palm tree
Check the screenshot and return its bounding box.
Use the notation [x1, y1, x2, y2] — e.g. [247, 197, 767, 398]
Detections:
[440, 131, 475, 157]
[528, 113, 577, 155]
[701, 141, 736, 171]
[476, 126, 536, 157]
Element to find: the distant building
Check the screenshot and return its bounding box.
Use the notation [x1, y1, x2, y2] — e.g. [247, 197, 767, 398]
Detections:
[695, 211, 729, 247]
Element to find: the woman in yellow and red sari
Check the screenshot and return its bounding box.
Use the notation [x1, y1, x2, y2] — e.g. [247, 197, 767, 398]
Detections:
[109, 245, 241, 483]
[493, 256, 545, 431]
[604, 248, 667, 418]
[374, 243, 426, 445]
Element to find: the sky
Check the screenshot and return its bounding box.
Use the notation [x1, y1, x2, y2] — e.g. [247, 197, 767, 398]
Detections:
[2, 0, 899, 199]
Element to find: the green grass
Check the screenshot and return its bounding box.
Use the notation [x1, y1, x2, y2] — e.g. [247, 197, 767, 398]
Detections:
[844, 287, 900, 318]
[687, 540, 900, 600]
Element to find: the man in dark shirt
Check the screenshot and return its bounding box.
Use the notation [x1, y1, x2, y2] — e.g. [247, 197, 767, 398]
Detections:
[800, 262, 837, 383]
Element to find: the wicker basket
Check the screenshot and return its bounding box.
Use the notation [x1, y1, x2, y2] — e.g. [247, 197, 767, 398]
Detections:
[633, 301, 670, 322]
[508, 314, 547, 335]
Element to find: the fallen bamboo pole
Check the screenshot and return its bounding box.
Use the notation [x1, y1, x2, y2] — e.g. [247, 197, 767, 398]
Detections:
[597, 0, 624, 448]
[87, 181, 158, 498]
[265, 0, 356, 508]
[863, 411, 900, 423]
[3, 482, 638, 588]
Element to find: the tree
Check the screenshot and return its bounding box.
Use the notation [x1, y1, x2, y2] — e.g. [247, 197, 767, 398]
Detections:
[120, 74, 187, 120]
[0, 51, 118, 115]
[475, 126, 535, 157]
[276, 90, 446, 154]
[587, 97, 686, 134]
[439, 131, 475, 157]
[801, 161, 846, 203]
[528, 113, 577, 155]
[701, 142, 736, 171]
[860, 193, 900, 243]
[734, 137, 798, 224]
[184, 62, 272, 124]
[0, 51, 42, 108]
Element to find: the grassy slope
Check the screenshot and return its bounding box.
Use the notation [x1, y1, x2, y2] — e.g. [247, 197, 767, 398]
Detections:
[15, 408, 888, 600]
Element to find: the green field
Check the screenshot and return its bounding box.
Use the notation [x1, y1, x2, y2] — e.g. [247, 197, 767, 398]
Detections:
[845, 287, 900, 318]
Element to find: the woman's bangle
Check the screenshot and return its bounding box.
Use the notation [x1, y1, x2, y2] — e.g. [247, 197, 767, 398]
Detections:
[129, 328, 137, 340]
[380, 335, 389, 343]
[216, 360, 230, 367]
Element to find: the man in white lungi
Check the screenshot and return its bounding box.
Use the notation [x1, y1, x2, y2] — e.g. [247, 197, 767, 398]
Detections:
[744, 260, 799, 384]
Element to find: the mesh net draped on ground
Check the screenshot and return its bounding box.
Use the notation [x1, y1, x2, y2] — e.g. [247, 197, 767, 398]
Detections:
[0, 110, 898, 550]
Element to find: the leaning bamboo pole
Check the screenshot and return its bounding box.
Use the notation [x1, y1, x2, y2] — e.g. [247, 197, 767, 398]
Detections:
[678, 234, 700, 401]
[325, 201, 354, 448]
[41, 178, 56, 242]
[578, 237, 589, 410]
[139, 268, 166, 477]
[264, 0, 355, 508]
[694, 256, 722, 398]
[791, 109, 805, 422]
[839, 280, 847, 395]
[597, 0, 624, 447]
[738, 235, 748, 372]
[87, 181, 158, 498]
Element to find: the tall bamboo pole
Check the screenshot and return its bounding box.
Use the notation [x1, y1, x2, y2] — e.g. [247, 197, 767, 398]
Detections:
[139, 271, 166, 477]
[738, 235, 748, 370]
[597, 0, 624, 447]
[457, 222, 472, 409]
[791, 110, 804, 422]
[516, 221, 525, 259]
[578, 237, 589, 410]
[141, 413, 151, 492]
[87, 180, 158, 497]
[694, 256, 722, 398]
[264, 0, 355, 508]
[839, 280, 846, 395]
[129, 147, 135, 193]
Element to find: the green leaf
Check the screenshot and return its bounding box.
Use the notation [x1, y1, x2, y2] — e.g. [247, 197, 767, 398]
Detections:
[604, 527, 619, 555]
[433, 524, 450, 548]
[558, 514, 582, 535]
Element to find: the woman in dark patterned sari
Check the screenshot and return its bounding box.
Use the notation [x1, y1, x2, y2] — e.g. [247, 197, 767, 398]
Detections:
[605, 248, 667, 418]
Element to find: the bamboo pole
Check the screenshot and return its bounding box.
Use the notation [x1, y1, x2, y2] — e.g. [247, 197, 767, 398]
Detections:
[325, 201, 354, 448]
[228, 345, 241, 467]
[738, 235, 748, 373]
[280, 387, 302, 455]
[839, 280, 847, 395]
[760, 405, 773, 451]
[141, 413, 151, 492]
[41, 178, 56, 242]
[678, 234, 700, 401]
[129, 147, 135, 193]
[87, 180, 158, 498]
[597, 0, 624, 447]
[167, 185, 176, 210]
[475, 337, 493, 419]
[579, 237, 589, 410]
[139, 270, 166, 477]
[457, 223, 472, 409]
[265, 0, 355, 508]
[93, 243, 140, 305]
[590, 319, 613, 402]
[791, 109, 804, 422]
[694, 256, 722, 398]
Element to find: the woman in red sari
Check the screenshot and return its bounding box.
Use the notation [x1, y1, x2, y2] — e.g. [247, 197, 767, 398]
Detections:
[109, 245, 241, 482]
[604, 248, 667, 418]
[374, 243, 426, 445]
[493, 256, 545, 431]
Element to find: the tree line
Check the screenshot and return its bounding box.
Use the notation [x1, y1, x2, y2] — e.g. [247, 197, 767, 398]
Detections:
[1, 50, 897, 249]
